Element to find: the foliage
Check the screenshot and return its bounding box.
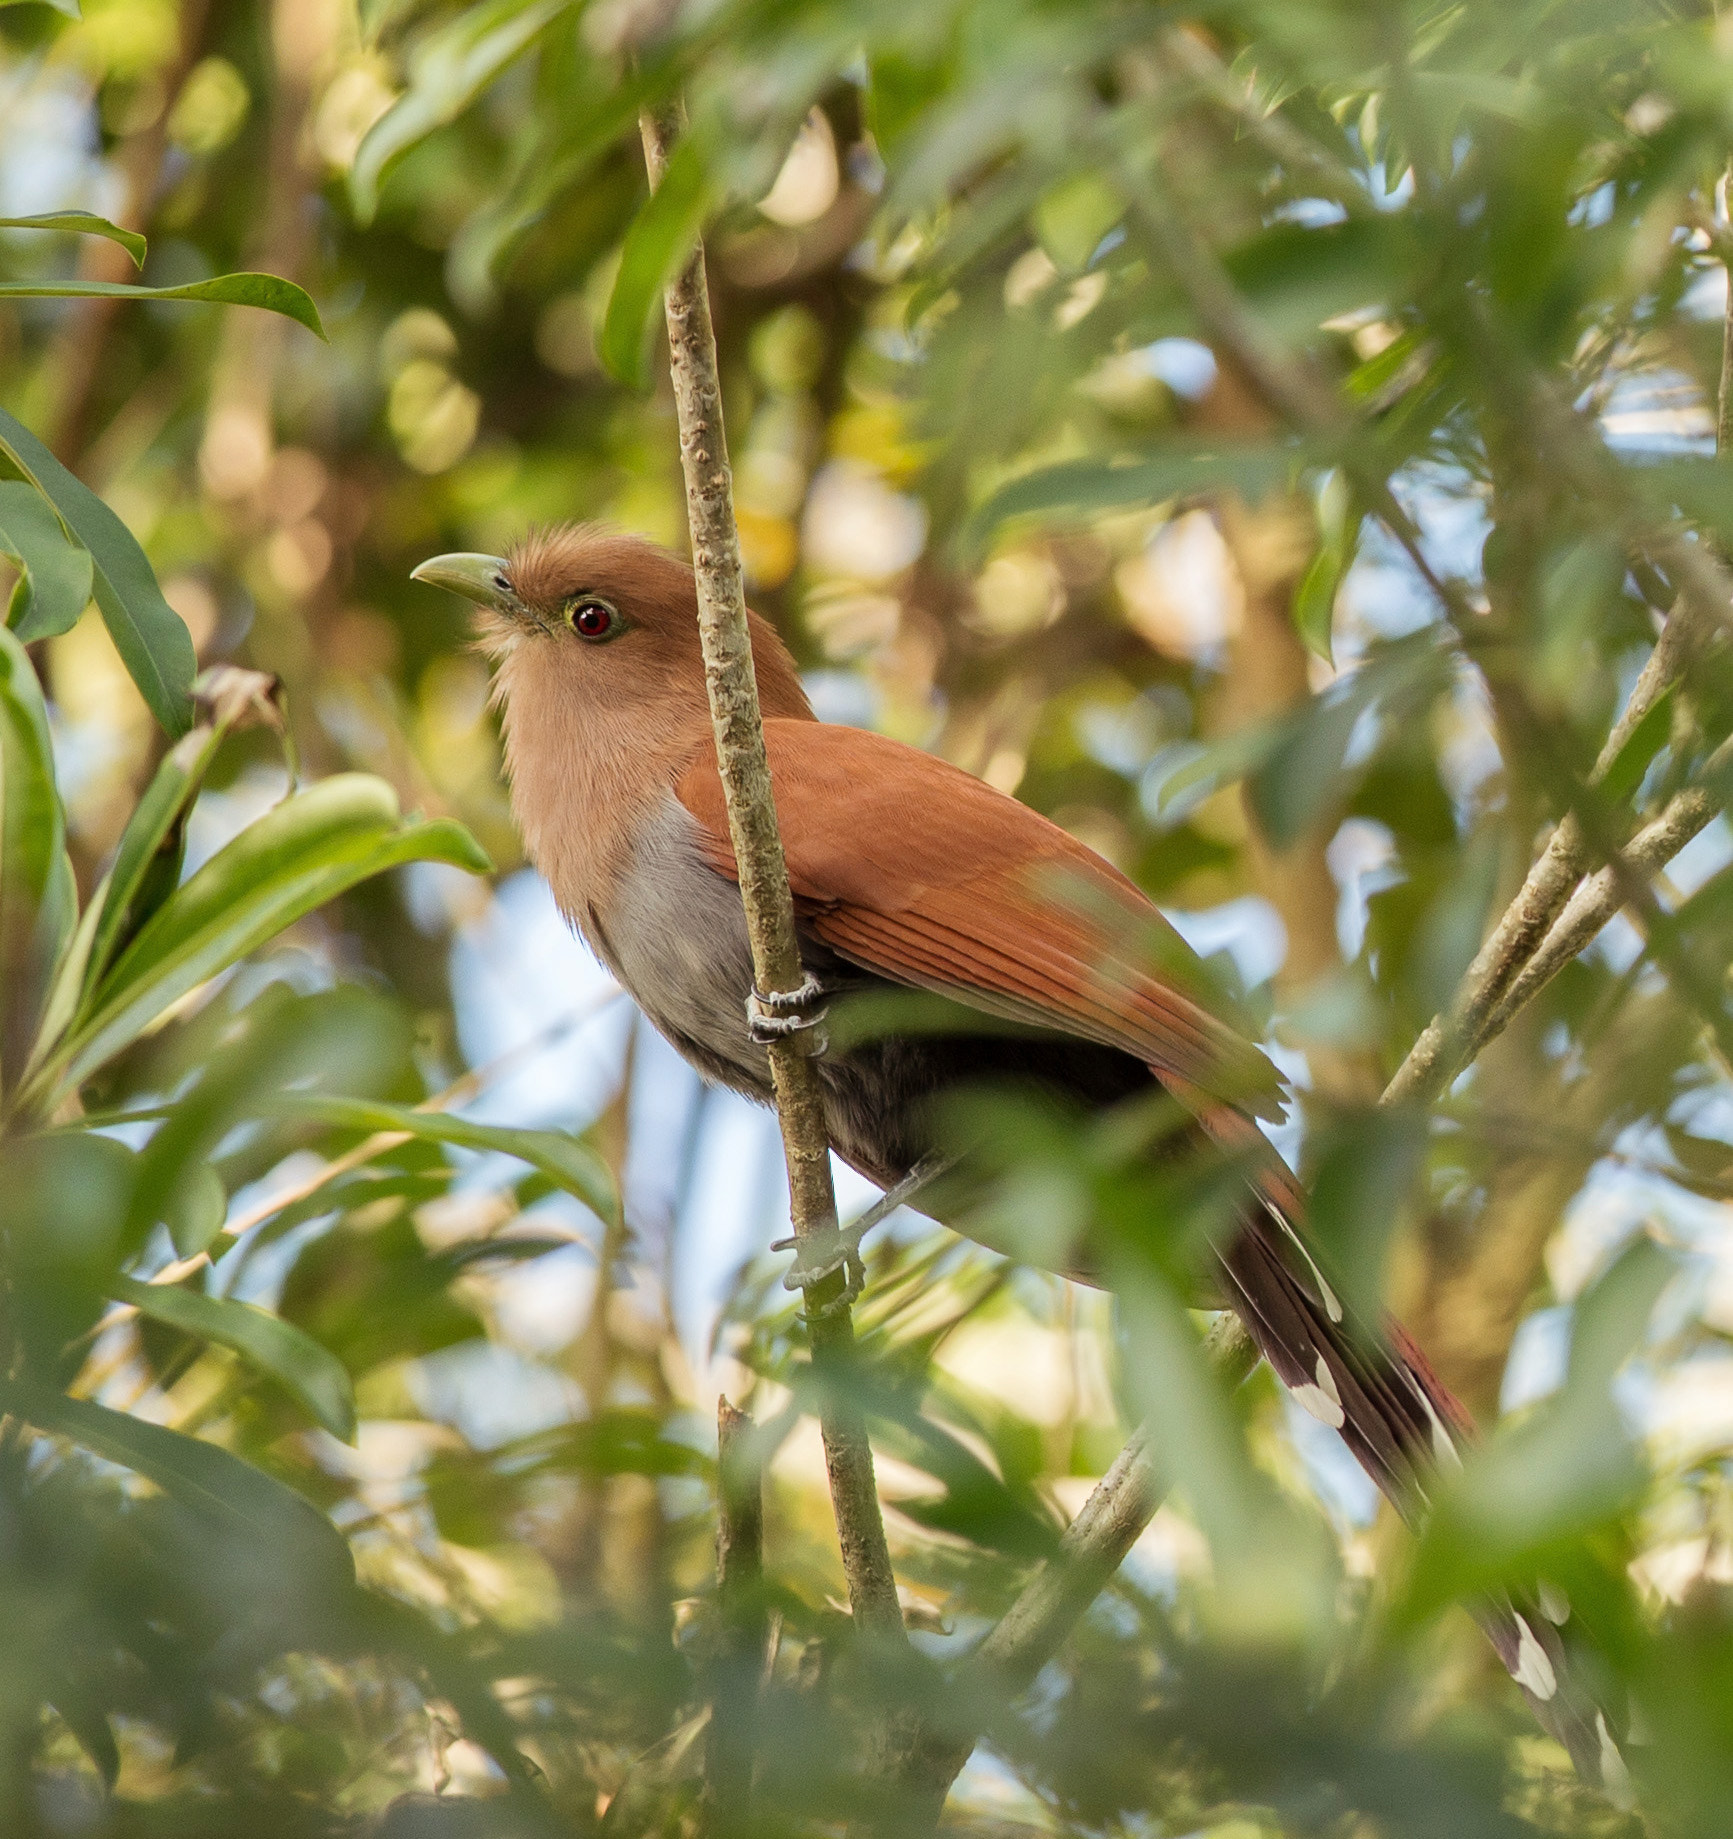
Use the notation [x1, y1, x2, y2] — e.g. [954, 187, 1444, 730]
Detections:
[0, 0, 1731, 1835]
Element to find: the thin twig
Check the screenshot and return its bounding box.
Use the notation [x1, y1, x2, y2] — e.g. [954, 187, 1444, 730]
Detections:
[638, 103, 905, 1643]
[704, 1398, 766, 1838]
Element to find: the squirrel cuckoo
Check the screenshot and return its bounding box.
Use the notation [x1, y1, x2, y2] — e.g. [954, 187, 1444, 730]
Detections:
[414, 525, 1625, 1789]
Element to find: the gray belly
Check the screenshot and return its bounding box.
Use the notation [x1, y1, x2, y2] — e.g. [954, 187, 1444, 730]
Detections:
[588, 794, 1155, 1196]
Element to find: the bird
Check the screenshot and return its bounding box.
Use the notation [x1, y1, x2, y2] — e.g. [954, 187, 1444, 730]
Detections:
[412, 523, 1626, 1791]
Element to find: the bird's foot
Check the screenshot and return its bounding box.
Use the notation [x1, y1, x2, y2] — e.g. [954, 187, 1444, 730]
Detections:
[746, 973, 829, 1054]
[772, 1156, 956, 1316]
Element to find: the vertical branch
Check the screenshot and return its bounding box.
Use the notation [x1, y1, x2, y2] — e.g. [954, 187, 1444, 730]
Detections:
[637, 105, 905, 1642]
[704, 1400, 766, 1837]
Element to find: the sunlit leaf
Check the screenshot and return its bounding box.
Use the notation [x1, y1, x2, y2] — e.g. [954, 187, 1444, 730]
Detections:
[0, 210, 143, 266]
[26, 775, 490, 1109]
[277, 1093, 618, 1221]
[0, 272, 323, 339]
[109, 1275, 357, 1443]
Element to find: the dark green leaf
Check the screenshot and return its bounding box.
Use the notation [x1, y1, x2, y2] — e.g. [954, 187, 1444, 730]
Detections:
[0, 406, 195, 736]
[1599, 680, 1675, 805]
[109, 1275, 357, 1443]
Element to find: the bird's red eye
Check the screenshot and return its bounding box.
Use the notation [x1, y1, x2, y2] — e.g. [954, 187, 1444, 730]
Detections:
[571, 600, 615, 639]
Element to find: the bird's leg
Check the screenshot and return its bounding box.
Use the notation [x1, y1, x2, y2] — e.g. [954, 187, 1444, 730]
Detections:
[746, 971, 829, 1054]
[774, 1154, 956, 1310]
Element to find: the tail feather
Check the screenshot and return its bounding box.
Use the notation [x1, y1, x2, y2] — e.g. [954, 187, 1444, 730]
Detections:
[1191, 1099, 1632, 1800]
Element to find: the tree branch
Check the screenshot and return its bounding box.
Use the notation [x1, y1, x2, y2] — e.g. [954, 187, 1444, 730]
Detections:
[704, 1399, 766, 1837]
[638, 104, 904, 1644]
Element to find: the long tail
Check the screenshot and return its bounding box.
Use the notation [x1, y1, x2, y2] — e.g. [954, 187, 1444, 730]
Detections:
[1197, 1104, 1632, 1801]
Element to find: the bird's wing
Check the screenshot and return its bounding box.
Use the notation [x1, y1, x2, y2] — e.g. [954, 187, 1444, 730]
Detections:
[674, 720, 1285, 1121]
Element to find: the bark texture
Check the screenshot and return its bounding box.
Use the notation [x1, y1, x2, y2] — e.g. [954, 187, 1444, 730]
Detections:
[639, 105, 904, 1643]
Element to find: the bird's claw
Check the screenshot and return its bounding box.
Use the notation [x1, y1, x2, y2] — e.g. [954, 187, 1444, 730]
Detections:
[746, 973, 829, 1054]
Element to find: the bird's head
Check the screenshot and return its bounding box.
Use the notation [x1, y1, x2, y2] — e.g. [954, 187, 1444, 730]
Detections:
[410, 523, 811, 723]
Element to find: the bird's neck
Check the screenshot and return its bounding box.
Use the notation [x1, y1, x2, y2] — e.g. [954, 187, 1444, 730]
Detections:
[494, 647, 709, 936]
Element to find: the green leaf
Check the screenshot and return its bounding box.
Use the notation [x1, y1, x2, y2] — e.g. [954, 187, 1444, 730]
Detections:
[109, 1275, 357, 1443]
[0, 211, 144, 266]
[0, 1378, 354, 1592]
[277, 1094, 618, 1222]
[1599, 680, 1675, 805]
[163, 1162, 227, 1259]
[349, 0, 573, 222]
[966, 444, 1296, 555]
[0, 406, 195, 736]
[0, 272, 323, 339]
[599, 134, 712, 390]
[26, 775, 491, 1109]
[0, 625, 74, 1096]
[0, 0, 78, 14]
[0, 478, 93, 641]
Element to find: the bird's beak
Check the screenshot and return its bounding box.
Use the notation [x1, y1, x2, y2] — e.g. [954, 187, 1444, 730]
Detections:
[410, 552, 518, 616]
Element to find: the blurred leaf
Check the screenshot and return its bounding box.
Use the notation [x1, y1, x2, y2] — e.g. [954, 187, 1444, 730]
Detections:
[0, 625, 73, 1095]
[599, 134, 711, 390]
[164, 1162, 227, 1259]
[127, 984, 408, 1257]
[45, 1674, 118, 1789]
[1306, 1107, 1427, 1323]
[350, 0, 574, 222]
[0, 478, 92, 641]
[27, 775, 490, 1109]
[0, 210, 143, 265]
[1034, 172, 1124, 273]
[1400, 1238, 1676, 1623]
[0, 273, 323, 338]
[967, 443, 1296, 553]
[1600, 680, 1675, 804]
[279, 1094, 617, 1221]
[0, 0, 78, 13]
[0, 408, 195, 736]
[1292, 470, 1357, 663]
[0, 1379, 354, 1593]
[109, 1275, 357, 1443]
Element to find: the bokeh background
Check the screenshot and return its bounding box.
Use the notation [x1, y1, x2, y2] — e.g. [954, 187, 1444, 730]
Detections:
[7, 0, 1733, 1832]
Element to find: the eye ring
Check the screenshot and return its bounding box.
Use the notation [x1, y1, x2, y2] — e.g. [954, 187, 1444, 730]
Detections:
[568, 597, 618, 641]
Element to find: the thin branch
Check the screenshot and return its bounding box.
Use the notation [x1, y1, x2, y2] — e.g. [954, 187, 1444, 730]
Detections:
[704, 1398, 766, 1838]
[891, 1316, 1258, 1829]
[638, 104, 905, 1643]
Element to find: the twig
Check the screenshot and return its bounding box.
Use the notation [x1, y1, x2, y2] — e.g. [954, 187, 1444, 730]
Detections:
[892, 1316, 1258, 1829]
[704, 1398, 766, 1838]
[1383, 609, 1698, 1107]
[638, 104, 905, 1643]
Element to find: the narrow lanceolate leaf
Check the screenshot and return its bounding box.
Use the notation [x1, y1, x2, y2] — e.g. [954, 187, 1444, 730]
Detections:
[349, 0, 573, 222]
[0, 626, 74, 1096]
[599, 134, 712, 390]
[280, 1094, 618, 1221]
[109, 1275, 358, 1443]
[0, 409, 195, 735]
[0, 211, 145, 266]
[0, 1379, 354, 1591]
[964, 442, 1298, 555]
[26, 774, 491, 1108]
[0, 477, 93, 641]
[0, 272, 324, 338]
